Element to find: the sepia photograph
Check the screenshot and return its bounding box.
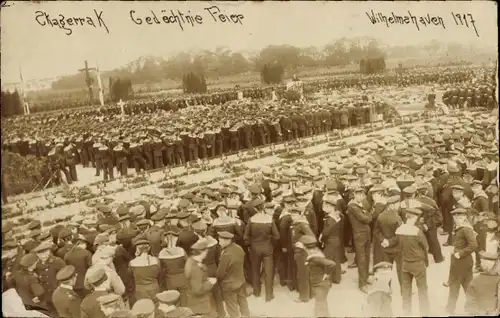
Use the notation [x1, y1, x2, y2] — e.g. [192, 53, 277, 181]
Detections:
[1, 1, 498, 317]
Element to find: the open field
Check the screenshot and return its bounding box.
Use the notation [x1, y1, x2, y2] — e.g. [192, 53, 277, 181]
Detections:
[126, 58, 477, 94]
[25, 53, 492, 103]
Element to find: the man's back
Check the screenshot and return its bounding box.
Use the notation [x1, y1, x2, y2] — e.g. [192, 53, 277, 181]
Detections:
[52, 286, 82, 318]
[216, 243, 245, 290]
[347, 201, 373, 234]
[64, 247, 92, 290]
[80, 290, 108, 318]
[177, 229, 199, 254]
[376, 209, 403, 253]
[396, 224, 429, 264]
[291, 222, 314, 244]
[377, 209, 402, 238]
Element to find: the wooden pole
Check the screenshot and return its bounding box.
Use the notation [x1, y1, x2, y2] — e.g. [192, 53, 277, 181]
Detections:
[78, 60, 97, 103]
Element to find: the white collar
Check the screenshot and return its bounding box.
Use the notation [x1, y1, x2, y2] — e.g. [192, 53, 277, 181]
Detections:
[60, 284, 73, 290]
[327, 211, 341, 220]
[306, 250, 325, 261]
[158, 304, 176, 313]
[94, 287, 107, 292]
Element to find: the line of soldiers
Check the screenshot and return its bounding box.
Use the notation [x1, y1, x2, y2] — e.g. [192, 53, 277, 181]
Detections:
[395, 68, 477, 87]
[12, 66, 484, 119]
[4, 69, 496, 161]
[312, 67, 475, 90]
[4, 78, 495, 187]
[442, 83, 497, 109]
[4, 97, 379, 183]
[25, 89, 261, 115]
[2, 108, 499, 317]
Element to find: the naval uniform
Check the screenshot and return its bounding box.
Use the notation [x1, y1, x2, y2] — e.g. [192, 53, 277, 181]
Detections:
[291, 219, 315, 301]
[80, 290, 109, 318]
[320, 212, 342, 284]
[216, 242, 250, 318]
[12, 268, 47, 312]
[278, 210, 295, 289]
[396, 223, 430, 316]
[305, 250, 335, 317]
[185, 257, 217, 318]
[177, 228, 200, 255]
[35, 255, 66, 315]
[417, 195, 444, 263]
[159, 247, 189, 306]
[203, 236, 226, 317]
[347, 201, 373, 289]
[243, 213, 279, 301]
[446, 225, 478, 314]
[52, 285, 82, 318]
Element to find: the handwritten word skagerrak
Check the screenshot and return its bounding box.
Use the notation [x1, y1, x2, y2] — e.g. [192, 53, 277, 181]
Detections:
[365, 10, 446, 31]
[35, 9, 109, 36]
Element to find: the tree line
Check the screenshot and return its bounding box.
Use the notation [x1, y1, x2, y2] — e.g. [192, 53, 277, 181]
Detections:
[1, 90, 23, 117]
[50, 37, 483, 91]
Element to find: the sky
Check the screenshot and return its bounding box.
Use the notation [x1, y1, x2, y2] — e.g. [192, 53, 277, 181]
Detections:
[1, 1, 497, 83]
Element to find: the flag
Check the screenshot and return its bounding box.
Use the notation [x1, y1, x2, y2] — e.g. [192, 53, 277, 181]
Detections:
[96, 61, 105, 106]
[19, 66, 29, 115]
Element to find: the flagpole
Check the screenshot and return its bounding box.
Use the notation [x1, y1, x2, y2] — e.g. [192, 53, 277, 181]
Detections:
[96, 60, 105, 106]
[19, 65, 29, 115]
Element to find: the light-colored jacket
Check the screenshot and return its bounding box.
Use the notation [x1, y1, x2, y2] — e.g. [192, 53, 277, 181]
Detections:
[92, 245, 117, 271]
[84, 264, 125, 295]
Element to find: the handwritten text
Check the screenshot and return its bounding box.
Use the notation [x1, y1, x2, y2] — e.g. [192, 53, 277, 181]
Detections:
[365, 10, 479, 37]
[129, 5, 244, 31]
[34, 9, 109, 36]
[451, 13, 479, 37]
[365, 10, 445, 31]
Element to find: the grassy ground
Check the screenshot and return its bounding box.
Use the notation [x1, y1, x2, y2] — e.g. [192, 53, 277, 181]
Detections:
[27, 53, 491, 101]
[119, 53, 492, 94]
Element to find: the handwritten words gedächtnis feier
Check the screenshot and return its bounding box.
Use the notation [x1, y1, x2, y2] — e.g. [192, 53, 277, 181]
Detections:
[33, 6, 244, 36]
[129, 6, 244, 31]
[365, 10, 479, 37]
